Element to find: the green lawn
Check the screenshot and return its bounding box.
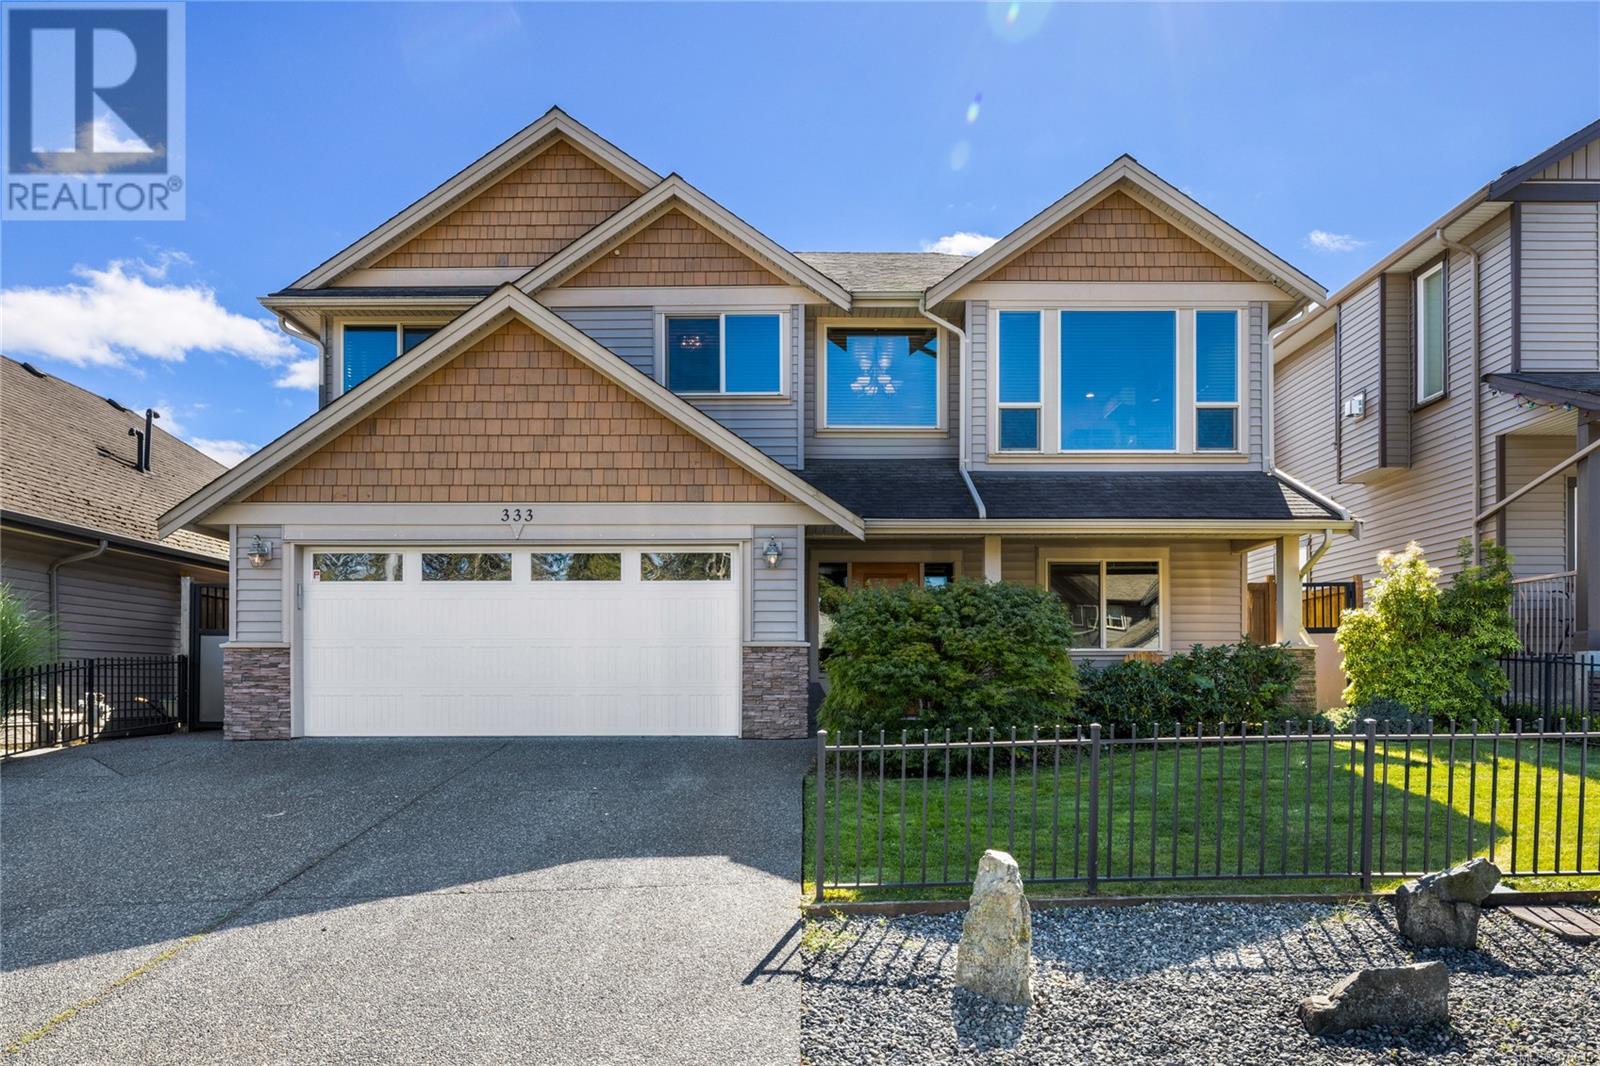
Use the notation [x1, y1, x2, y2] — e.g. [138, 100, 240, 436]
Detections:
[804, 729, 1600, 901]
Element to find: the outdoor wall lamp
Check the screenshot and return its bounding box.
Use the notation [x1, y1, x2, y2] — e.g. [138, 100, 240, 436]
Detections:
[762, 537, 784, 569]
[247, 535, 273, 568]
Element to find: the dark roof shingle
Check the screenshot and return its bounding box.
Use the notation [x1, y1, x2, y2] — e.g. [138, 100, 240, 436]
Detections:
[1, 357, 228, 559]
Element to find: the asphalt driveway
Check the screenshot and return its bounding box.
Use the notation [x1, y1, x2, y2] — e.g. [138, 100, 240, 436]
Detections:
[1, 734, 813, 1064]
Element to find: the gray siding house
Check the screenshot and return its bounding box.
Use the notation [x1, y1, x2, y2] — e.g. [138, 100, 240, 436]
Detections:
[1257, 120, 1600, 669]
[1, 357, 230, 659]
[163, 109, 1353, 742]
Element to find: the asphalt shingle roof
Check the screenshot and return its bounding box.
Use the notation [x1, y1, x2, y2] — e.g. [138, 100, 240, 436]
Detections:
[797, 460, 979, 520]
[794, 252, 971, 293]
[1485, 371, 1600, 408]
[1, 357, 228, 559]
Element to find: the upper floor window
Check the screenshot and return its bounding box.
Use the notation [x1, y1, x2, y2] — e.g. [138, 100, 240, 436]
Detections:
[1060, 310, 1176, 451]
[343, 325, 436, 392]
[1194, 310, 1239, 451]
[822, 325, 941, 429]
[997, 311, 1042, 451]
[1416, 263, 1446, 403]
[665, 313, 782, 396]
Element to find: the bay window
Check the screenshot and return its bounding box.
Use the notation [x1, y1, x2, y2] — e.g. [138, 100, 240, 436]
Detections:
[342, 324, 438, 392]
[1060, 310, 1177, 451]
[1045, 557, 1163, 651]
[822, 325, 941, 429]
[1416, 264, 1445, 403]
[997, 311, 1042, 450]
[665, 312, 783, 396]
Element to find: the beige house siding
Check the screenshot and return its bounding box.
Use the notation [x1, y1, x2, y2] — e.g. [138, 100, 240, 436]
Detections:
[566, 210, 786, 288]
[233, 524, 284, 643]
[371, 140, 642, 270]
[1501, 437, 1575, 578]
[1533, 139, 1600, 180]
[1519, 201, 1600, 372]
[1335, 277, 1383, 480]
[246, 320, 788, 505]
[983, 190, 1253, 284]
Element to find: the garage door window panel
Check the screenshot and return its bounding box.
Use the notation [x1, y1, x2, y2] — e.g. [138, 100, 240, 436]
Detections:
[312, 552, 402, 581]
[531, 552, 623, 581]
[642, 552, 732, 581]
[422, 552, 512, 582]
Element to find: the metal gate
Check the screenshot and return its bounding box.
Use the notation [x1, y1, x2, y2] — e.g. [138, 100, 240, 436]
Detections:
[188, 584, 228, 730]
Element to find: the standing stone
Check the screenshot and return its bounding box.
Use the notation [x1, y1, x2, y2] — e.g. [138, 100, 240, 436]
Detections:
[1394, 858, 1502, 949]
[956, 850, 1032, 1006]
[1299, 962, 1449, 1035]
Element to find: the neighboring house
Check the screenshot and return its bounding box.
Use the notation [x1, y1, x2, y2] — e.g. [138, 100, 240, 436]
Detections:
[1, 356, 229, 659]
[1256, 120, 1600, 667]
[161, 108, 1352, 742]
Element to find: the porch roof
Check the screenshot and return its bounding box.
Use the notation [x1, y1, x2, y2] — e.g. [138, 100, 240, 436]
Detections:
[1484, 371, 1600, 415]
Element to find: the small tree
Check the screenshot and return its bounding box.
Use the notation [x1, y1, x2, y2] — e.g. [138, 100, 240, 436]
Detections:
[1336, 540, 1518, 724]
[1, 584, 56, 677]
[819, 578, 1079, 736]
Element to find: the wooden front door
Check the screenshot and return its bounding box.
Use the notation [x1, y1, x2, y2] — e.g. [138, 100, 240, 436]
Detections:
[851, 562, 921, 589]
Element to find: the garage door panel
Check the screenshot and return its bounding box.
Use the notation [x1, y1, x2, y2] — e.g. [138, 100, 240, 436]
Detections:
[301, 547, 741, 736]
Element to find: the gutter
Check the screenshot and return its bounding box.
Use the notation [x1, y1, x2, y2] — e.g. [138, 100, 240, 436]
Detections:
[48, 539, 107, 657]
[1436, 228, 1482, 563]
[917, 297, 987, 520]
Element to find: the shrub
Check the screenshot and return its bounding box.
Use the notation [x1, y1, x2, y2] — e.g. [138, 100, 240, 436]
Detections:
[0, 584, 55, 677]
[1337, 540, 1518, 725]
[1074, 640, 1303, 729]
[818, 578, 1079, 736]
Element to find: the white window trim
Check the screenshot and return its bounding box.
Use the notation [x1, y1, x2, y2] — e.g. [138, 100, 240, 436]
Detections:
[656, 308, 789, 400]
[815, 317, 947, 433]
[1415, 263, 1446, 404]
[1036, 547, 1171, 654]
[334, 319, 452, 397]
[995, 309, 1045, 453]
[1193, 308, 1246, 453]
[985, 302, 1248, 459]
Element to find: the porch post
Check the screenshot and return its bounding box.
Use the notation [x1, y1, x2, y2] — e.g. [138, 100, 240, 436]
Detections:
[1575, 417, 1600, 652]
[1274, 535, 1308, 646]
[983, 535, 1002, 582]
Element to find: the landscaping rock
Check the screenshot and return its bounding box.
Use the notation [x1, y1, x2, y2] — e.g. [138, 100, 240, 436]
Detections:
[1298, 961, 1449, 1036]
[1394, 858, 1502, 948]
[955, 849, 1032, 1006]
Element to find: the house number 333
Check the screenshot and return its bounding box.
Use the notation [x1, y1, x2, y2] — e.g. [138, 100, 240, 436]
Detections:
[500, 508, 535, 522]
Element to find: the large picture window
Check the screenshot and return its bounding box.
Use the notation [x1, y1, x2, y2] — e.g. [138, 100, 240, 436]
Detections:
[823, 326, 940, 429]
[997, 311, 1042, 451]
[666, 313, 782, 395]
[1059, 311, 1176, 451]
[1416, 263, 1446, 403]
[1046, 559, 1161, 651]
[343, 325, 437, 392]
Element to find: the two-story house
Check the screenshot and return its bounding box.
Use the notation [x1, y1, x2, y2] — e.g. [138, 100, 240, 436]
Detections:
[161, 109, 1351, 741]
[1257, 120, 1599, 686]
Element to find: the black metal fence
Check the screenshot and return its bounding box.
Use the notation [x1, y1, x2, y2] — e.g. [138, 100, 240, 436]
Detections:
[2, 656, 186, 757]
[1500, 653, 1600, 726]
[810, 718, 1599, 898]
[1303, 580, 1357, 634]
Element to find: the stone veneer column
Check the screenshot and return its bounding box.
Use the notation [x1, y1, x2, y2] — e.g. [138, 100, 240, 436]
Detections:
[1284, 645, 1319, 718]
[222, 644, 292, 740]
[741, 643, 809, 739]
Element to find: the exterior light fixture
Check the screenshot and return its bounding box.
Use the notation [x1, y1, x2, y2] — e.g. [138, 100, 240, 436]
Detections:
[762, 537, 783, 568]
[247, 535, 273, 568]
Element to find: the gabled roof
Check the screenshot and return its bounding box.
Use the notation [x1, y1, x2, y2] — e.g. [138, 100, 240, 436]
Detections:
[924, 155, 1326, 307]
[1, 357, 227, 561]
[286, 108, 661, 291]
[1488, 118, 1600, 199]
[514, 175, 853, 308]
[795, 252, 970, 297]
[159, 287, 864, 539]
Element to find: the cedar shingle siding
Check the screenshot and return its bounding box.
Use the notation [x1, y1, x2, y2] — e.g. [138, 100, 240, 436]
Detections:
[371, 140, 642, 270]
[247, 320, 787, 504]
[986, 190, 1252, 283]
[567, 209, 785, 287]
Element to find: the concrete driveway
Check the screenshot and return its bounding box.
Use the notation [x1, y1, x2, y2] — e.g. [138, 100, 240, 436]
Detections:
[1, 734, 813, 1064]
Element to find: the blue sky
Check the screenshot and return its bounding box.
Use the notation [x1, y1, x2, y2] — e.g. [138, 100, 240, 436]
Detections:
[3, 1, 1597, 465]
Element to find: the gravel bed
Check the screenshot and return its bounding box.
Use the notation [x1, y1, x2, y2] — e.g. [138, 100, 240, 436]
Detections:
[800, 902, 1599, 1065]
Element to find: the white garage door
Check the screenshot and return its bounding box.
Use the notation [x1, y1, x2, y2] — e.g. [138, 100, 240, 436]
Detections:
[300, 548, 741, 736]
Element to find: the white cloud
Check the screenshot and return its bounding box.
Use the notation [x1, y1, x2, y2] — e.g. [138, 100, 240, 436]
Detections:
[920, 232, 999, 257]
[1305, 230, 1367, 253]
[0, 257, 297, 369]
[274, 358, 321, 391]
[189, 438, 256, 468]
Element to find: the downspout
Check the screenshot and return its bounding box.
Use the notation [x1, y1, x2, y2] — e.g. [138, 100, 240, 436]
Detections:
[917, 296, 986, 519]
[1436, 228, 1481, 562]
[48, 540, 108, 658]
[277, 313, 328, 406]
[1301, 529, 1333, 579]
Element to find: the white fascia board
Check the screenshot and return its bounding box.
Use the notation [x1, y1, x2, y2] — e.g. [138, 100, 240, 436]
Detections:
[212, 501, 827, 527]
[161, 286, 865, 539]
[287, 110, 660, 291]
[516, 176, 852, 309]
[925, 157, 1327, 307]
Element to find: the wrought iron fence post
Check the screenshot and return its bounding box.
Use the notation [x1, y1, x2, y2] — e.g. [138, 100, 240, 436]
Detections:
[84, 657, 97, 744]
[1086, 723, 1102, 896]
[813, 729, 827, 903]
[1359, 717, 1377, 891]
